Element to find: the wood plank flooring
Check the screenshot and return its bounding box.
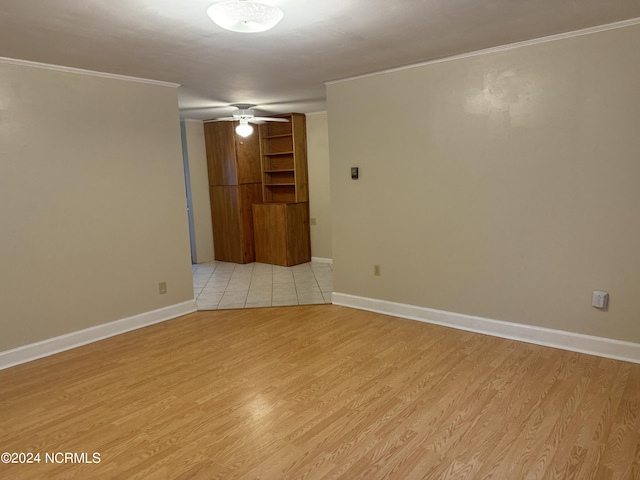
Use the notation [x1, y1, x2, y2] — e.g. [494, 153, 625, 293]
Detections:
[1, 305, 639, 479]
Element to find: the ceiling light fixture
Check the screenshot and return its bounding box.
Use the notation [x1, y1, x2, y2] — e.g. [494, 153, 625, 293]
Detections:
[235, 120, 254, 137]
[206, 0, 284, 33]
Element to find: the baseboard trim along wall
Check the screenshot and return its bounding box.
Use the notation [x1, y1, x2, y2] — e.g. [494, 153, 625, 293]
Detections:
[311, 257, 333, 265]
[332, 293, 640, 364]
[0, 300, 197, 371]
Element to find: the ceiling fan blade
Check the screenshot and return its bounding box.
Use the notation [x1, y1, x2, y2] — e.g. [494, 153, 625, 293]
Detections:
[210, 116, 237, 121]
[251, 116, 289, 123]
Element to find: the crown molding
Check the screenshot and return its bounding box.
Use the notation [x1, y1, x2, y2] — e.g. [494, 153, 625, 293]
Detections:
[326, 17, 640, 86]
[0, 56, 180, 88]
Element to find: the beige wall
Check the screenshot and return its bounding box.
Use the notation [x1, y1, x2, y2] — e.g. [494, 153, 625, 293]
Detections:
[327, 23, 640, 343]
[0, 60, 194, 351]
[306, 112, 332, 261]
[183, 119, 214, 263]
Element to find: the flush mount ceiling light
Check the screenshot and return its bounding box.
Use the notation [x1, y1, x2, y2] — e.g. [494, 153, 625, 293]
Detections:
[206, 0, 284, 33]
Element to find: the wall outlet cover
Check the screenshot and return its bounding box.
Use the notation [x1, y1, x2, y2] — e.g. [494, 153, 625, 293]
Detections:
[592, 290, 608, 309]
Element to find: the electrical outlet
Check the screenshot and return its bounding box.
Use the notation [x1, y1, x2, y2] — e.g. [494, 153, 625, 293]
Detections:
[159, 282, 167, 295]
[592, 290, 608, 309]
[374, 265, 381, 276]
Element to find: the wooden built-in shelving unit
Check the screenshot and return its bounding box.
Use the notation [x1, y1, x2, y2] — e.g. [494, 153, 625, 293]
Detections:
[204, 113, 311, 267]
[259, 114, 308, 203]
[254, 113, 311, 266]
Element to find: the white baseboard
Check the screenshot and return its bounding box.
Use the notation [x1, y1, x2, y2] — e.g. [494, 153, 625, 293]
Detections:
[0, 300, 197, 371]
[332, 293, 640, 364]
[311, 257, 333, 265]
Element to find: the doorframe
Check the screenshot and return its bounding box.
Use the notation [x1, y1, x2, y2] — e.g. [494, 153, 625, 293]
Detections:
[180, 120, 198, 264]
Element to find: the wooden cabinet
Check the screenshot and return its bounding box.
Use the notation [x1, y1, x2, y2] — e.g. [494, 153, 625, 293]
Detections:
[252, 202, 310, 266]
[259, 113, 308, 203]
[205, 122, 262, 264]
[206, 121, 261, 186]
[204, 114, 311, 267]
[253, 113, 311, 266]
[209, 184, 262, 264]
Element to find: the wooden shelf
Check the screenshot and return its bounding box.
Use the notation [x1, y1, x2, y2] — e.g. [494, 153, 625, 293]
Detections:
[262, 133, 292, 139]
[259, 114, 308, 203]
[263, 151, 294, 156]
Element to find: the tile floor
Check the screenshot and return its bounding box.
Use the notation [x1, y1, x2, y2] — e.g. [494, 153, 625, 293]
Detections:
[192, 261, 333, 310]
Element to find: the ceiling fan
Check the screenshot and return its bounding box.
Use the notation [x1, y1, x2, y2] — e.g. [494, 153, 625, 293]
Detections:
[213, 104, 288, 137]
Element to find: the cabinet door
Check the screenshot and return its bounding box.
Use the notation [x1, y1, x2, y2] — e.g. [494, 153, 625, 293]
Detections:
[210, 186, 242, 262]
[253, 202, 311, 266]
[235, 131, 261, 184]
[205, 121, 262, 186]
[205, 122, 238, 186]
[210, 184, 262, 264]
[285, 203, 311, 265]
[238, 183, 263, 263]
[253, 203, 287, 266]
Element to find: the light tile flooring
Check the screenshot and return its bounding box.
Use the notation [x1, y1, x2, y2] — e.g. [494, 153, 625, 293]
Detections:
[192, 261, 333, 310]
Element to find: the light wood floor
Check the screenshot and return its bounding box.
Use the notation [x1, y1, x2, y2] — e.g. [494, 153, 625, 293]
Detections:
[1, 305, 639, 479]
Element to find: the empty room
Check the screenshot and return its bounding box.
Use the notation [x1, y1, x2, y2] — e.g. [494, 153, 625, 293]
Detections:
[1, 1, 640, 478]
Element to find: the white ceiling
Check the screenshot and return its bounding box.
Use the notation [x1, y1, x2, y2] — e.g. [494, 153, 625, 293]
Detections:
[2, 0, 639, 120]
